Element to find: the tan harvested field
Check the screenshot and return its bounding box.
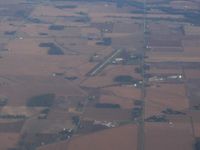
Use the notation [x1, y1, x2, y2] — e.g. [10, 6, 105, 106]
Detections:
[81, 27, 101, 37]
[190, 111, 200, 137]
[148, 67, 182, 75]
[148, 23, 183, 36]
[6, 38, 47, 55]
[112, 35, 143, 50]
[0, 0, 25, 4]
[183, 47, 200, 55]
[81, 65, 141, 88]
[146, 51, 200, 62]
[149, 46, 183, 52]
[67, 125, 138, 150]
[170, 1, 199, 10]
[22, 117, 74, 134]
[0, 133, 20, 150]
[182, 38, 200, 48]
[83, 107, 132, 121]
[0, 106, 43, 117]
[149, 39, 182, 47]
[101, 65, 142, 79]
[81, 75, 115, 88]
[0, 54, 90, 75]
[99, 85, 141, 109]
[0, 0, 199, 149]
[18, 24, 49, 37]
[99, 94, 134, 109]
[184, 25, 200, 35]
[55, 37, 101, 54]
[105, 86, 141, 100]
[31, 5, 81, 17]
[184, 69, 200, 79]
[89, 12, 184, 20]
[145, 83, 189, 117]
[113, 22, 141, 34]
[145, 122, 194, 150]
[38, 124, 138, 150]
[0, 22, 18, 32]
[0, 76, 85, 106]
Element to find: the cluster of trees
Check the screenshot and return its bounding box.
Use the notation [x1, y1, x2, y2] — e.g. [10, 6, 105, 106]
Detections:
[96, 38, 112, 46]
[39, 32, 48, 36]
[74, 16, 91, 23]
[0, 114, 26, 119]
[27, 17, 42, 23]
[48, 25, 65, 30]
[39, 43, 64, 55]
[193, 104, 200, 110]
[95, 103, 121, 109]
[27, 93, 55, 107]
[18, 133, 59, 150]
[55, 5, 77, 9]
[132, 107, 142, 119]
[4, 31, 16, 35]
[114, 75, 138, 84]
[162, 108, 185, 115]
[135, 64, 150, 74]
[65, 76, 78, 81]
[0, 98, 8, 106]
[59, 129, 74, 140]
[38, 108, 50, 119]
[127, 1, 144, 9]
[121, 52, 142, 65]
[145, 115, 168, 122]
[72, 116, 80, 126]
